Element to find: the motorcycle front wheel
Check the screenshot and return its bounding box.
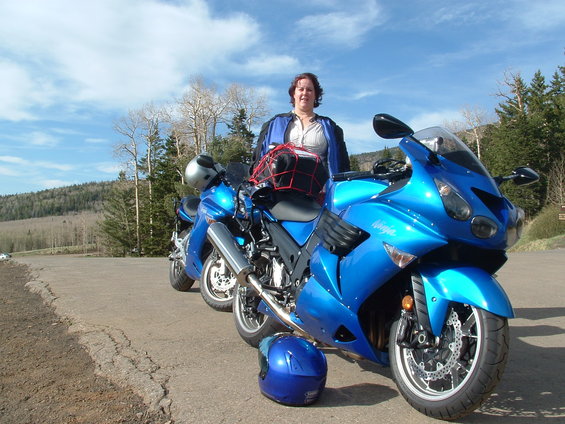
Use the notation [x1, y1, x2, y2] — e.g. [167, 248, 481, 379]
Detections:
[232, 282, 287, 347]
[200, 250, 235, 312]
[390, 304, 509, 420]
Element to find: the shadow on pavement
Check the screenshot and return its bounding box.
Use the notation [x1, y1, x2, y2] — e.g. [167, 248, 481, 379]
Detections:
[317, 307, 565, 421]
[467, 307, 565, 422]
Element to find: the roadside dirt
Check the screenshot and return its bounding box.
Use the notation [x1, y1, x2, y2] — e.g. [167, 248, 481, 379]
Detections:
[0, 261, 171, 424]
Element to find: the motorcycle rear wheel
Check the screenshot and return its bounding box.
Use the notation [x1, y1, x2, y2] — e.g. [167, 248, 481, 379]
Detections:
[200, 250, 235, 312]
[169, 230, 195, 292]
[232, 282, 287, 347]
[169, 258, 195, 291]
[390, 304, 509, 420]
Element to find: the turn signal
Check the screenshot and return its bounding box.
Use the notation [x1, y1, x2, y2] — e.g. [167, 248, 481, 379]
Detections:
[402, 295, 414, 311]
[383, 242, 417, 268]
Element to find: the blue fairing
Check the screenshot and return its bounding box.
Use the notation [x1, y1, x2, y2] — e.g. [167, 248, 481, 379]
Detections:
[184, 182, 237, 280]
[178, 208, 194, 223]
[281, 219, 317, 246]
[293, 273, 389, 365]
[418, 264, 514, 336]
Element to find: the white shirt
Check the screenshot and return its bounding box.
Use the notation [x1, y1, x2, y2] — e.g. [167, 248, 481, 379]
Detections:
[286, 114, 328, 166]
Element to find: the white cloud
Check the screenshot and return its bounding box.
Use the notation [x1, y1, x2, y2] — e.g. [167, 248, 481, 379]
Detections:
[0, 166, 22, 177]
[40, 179, 74, 189]
[0, 60, 54, 121]
[242, 55, 301, 76]
[36, 161, 75, 172]
[0, 155, 74, 173]
[95, 162, 122, 174]
[513, 0, 565, 31]
[0, 0, 264, 119]
[338, 117, 384, 154]
[28, 131, 60, 147]
[352, 89, 381, 101]
[408, 110, 464, 132]
[85, 138, 108, 144]
[0, 156, 27, 165]
[295, 0, 383, 48]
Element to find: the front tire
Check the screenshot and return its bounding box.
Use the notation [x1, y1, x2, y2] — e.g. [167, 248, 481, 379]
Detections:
[200, 250, 236, 312]
[232, 282, 287, 347]
[389, 304, 509, 420]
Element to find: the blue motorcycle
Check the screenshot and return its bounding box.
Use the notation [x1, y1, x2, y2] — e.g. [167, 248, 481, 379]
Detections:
[168, 157, 248, 311]
[205, 114, 539, 419]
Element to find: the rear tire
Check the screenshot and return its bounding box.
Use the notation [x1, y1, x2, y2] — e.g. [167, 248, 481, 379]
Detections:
[232, 282, 287, 347]
[169, 257, 195, 291]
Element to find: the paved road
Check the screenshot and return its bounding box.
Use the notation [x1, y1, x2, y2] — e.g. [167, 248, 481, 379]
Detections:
[15, 250, 565, 424]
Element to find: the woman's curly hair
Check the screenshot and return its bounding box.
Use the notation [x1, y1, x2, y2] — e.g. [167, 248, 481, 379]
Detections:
[288, 72, 324, 108]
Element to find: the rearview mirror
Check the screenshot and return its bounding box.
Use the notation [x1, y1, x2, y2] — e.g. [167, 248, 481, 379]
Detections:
[512, 167, 539, 186]
[373, 113, 414, 139]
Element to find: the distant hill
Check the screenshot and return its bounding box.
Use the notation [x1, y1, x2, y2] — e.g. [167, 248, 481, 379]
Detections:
[0, 181, 115, 222]
[0, 149, 395, 222]
[351, 147, 403, 171]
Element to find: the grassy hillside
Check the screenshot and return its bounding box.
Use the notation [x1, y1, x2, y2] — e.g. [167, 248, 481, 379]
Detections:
[0, 181, 114, 222]
[0, 212, 102, 254]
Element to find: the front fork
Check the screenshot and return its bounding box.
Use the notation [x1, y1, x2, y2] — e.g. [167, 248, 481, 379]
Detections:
[395, 272, 437, 349]
[396, 309, 436, 349]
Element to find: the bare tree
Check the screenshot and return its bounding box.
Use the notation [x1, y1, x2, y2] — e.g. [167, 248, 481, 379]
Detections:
[445, 106, 492, 161]
[496, 70, 527, 116]
[173, 78, 270, 155]
[138, 103, 166, 238]
[114, 110, 144, 255]
[176, 77, 230, 153]
[461, 106, 490, 160]
[546, 153, 565, 205]
[161, 104, 191, 184]
[225, 83, 270, 131]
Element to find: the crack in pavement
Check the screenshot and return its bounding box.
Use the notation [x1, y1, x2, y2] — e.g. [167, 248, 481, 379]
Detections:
[24, 278, 173, 418]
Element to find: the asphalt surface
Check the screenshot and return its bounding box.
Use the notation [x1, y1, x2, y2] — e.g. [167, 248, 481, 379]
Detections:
[15, 250, 565, 424]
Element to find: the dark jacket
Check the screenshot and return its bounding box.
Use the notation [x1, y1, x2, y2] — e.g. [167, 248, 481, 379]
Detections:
[251, 112, 350, 176]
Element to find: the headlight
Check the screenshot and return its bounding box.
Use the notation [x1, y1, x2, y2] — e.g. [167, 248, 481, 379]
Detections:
[471, 216, 498, 239]
[506, 207, 525, 247]
[434, 179, 472, 221]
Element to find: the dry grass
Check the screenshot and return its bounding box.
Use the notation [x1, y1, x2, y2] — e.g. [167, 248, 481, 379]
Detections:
[0, 212, 102, 254]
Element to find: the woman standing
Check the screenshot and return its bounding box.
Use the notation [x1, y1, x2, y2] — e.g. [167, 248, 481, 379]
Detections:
[251, 73, 350, 176]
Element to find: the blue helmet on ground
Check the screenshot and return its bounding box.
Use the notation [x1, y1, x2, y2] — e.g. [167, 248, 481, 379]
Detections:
[258, 334, 327, 406]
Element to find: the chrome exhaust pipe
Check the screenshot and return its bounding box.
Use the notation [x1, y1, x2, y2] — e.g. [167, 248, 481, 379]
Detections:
[206, 222, 253, 285]
[207, 222, 307, 337]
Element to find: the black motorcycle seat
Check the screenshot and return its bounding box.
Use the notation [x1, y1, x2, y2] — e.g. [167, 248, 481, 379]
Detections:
[268, 191, 321, 222]
[181, 195, 200, 218]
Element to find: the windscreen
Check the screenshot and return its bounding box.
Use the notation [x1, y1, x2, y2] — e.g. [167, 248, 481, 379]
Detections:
[413, 127, 491, 177]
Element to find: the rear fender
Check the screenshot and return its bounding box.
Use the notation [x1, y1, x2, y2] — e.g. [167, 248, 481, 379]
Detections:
[417, 264, 514, 336]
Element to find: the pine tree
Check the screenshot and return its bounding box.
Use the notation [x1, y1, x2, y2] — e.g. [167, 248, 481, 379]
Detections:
[209, 109, 255, 165]
[99, 172, 137, 256]
[141, 135, 196, 256]
[483, 72, 545, 215]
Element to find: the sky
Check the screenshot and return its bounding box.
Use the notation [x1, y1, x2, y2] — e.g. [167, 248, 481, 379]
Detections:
[0, 0, 564, 196]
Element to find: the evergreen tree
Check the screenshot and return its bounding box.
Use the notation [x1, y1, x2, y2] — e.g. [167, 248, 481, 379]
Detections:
[99, 172, 137, 256]
[482, 70, 559, 215]
[209, 109, 255, 165]
[141, 135, 195, 256]
[349, 155, 360, 171]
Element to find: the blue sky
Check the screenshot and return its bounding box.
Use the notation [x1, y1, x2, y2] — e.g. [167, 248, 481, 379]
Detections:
[1, 0, 564, 196]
